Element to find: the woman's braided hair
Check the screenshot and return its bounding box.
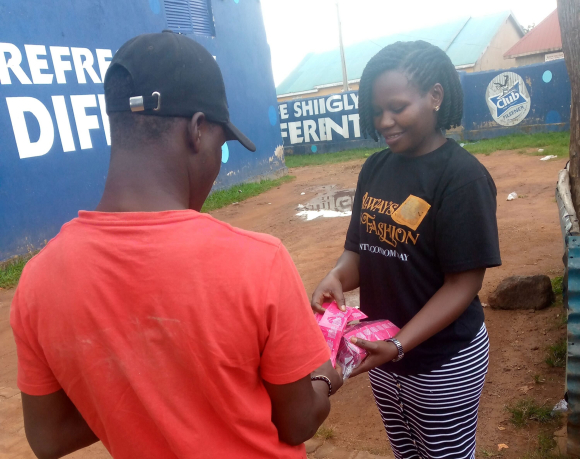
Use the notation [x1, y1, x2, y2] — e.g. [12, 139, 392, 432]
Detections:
[358, 40, 463, 141]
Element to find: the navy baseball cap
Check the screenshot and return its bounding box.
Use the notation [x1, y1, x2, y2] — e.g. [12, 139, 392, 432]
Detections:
[104, 31, 256, 152]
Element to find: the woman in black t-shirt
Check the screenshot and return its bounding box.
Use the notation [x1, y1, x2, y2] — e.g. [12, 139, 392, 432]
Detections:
[312, 41, 501, 459]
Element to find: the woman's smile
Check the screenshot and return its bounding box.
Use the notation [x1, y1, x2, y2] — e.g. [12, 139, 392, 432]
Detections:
[382, 131, 405, 145]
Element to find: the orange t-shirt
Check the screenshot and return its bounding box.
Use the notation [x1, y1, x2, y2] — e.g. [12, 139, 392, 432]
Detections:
[10, 210, 330, 459]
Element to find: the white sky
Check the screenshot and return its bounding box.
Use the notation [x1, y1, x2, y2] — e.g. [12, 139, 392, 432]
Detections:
[261, 0, 558, 86]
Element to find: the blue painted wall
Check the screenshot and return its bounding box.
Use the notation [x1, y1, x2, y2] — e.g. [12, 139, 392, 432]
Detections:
[461, 59, 570, 140]
[279, 59, 571, 151]
[278, 90, 385, 155]
[0, 0, 283, 261]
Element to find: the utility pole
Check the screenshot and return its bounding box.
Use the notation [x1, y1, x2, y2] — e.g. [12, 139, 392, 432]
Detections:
[336, 0, 349, 92]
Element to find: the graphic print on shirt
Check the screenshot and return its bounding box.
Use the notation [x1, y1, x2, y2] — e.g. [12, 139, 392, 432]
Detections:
[360, 193, 431, 258]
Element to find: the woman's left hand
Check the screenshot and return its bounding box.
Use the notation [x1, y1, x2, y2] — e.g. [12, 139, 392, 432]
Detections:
[349, 338, 399, 378]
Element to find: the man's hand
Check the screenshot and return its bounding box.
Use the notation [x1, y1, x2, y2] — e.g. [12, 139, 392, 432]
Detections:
[264, 358, 342, 446]
[311, 272, 346, 314]
[349, 338, 399, 378]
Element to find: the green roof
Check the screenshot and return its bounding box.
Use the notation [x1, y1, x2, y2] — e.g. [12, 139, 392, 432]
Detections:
[277, 12, 521, 96]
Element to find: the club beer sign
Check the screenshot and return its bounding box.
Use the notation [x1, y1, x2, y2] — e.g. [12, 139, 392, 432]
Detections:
[485, 72, 531, 127]
[278, 91, 362, 147]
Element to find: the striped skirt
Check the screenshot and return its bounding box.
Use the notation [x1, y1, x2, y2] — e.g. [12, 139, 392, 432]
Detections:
[368, 324, 489, 459]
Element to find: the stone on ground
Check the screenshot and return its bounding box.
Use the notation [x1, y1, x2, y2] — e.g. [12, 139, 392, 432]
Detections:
[488, 275, 555, 310]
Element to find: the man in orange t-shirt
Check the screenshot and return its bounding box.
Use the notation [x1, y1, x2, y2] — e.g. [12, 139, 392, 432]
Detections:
[10, 32, 341, 459]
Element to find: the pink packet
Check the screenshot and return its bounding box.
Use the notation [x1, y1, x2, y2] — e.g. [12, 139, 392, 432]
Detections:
[315, 301, 368, 366]
[336, 320, 400, 380]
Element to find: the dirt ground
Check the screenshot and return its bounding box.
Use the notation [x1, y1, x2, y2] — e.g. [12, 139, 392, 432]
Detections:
[0, 151, 568, 458]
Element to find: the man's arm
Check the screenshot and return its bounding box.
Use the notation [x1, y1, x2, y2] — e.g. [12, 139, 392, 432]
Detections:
[22, 390, 98, 459]
[263, 360, 341, 446]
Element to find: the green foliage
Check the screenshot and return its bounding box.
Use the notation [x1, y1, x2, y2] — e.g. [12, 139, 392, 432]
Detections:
[201, 176, 295, 212]
[284, 132, 570, 169]
[506, 399, 558, 427]
[522, 432, 567, 459]
[315, 425, 335, 440]
[558, 311, 568, 326]
[463, 132, 569, 157]
[551, 276, 563, 295]
[0, 257, 31, 289]
[285, 148, 377, 168]
[537, 433, 557, 455]
[545, 339, 567, 368]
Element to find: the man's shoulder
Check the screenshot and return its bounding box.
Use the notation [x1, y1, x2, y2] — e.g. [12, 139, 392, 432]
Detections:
[198, 213, 281, 251]
[18, 218, 78, 277]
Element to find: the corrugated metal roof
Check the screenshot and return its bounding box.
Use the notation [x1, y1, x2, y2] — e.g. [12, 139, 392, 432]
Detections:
[504, 9, 561, 58]
[277, 12, 519, 96]
[447, 14, 516, 66]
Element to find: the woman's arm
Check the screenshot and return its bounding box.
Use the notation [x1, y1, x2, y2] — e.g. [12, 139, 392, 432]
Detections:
[349, 267, 486, 377]
[311, 250, 360, 313]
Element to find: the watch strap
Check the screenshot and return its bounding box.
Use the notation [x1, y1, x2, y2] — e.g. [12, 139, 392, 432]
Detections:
[385, 338, 404, 362]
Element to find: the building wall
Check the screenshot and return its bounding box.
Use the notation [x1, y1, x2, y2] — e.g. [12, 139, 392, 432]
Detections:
[0, 0, 284, 260]
[279, 60, 570, 151]
[278, 90, 385, 155]
[475, 19, 522, 72]
[515, 54, 549, 66]
[278, 82, 360, 103]
[461, 59, 570, 139]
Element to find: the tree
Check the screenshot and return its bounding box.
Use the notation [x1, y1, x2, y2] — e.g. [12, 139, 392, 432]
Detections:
[558, 4, 580, 456]
[559, 1, 580, 216]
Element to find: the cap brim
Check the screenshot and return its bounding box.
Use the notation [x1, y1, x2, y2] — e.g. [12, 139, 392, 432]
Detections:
[223, 121, 256, 152]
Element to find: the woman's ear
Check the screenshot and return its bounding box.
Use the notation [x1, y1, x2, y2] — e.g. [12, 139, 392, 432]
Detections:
[188, 112, 206, 153]
[431, 83, 444, 111]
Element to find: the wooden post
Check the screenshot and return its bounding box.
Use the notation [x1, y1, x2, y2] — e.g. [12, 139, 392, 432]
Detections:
[558, 0, 580, 216]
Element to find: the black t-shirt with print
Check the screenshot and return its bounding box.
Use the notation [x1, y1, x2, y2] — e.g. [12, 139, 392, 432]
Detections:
[345, 139, 501, 376]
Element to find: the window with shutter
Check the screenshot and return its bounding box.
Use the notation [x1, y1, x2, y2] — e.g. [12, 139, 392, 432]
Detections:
[164, 0, 215, 36]
[164, 0, 194, 34]
[190, 0, 215, 36]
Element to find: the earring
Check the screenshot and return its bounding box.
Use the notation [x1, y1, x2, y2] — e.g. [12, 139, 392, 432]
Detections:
[435, 106, 440, 112]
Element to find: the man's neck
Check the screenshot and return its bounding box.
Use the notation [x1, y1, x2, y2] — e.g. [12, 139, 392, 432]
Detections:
[96, 152, 191, 213]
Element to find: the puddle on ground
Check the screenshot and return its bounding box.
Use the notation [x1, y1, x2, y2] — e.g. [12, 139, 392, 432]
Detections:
[296, 187, 356, 221]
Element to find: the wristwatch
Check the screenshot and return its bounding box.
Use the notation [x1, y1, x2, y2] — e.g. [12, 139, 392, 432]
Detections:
[385, 338, 404, 362]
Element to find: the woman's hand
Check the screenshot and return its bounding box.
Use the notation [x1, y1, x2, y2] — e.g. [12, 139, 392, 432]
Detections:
[349, 338, 399, 378]
[311, 271, 346, 314]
